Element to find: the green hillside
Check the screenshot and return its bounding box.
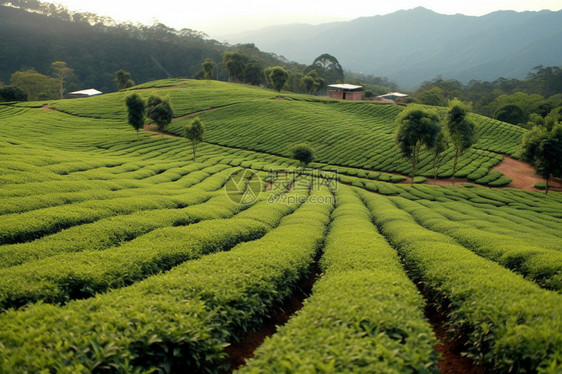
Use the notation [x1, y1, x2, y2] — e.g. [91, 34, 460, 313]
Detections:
[48, 79, 525, 185]
[0, 80, 561, 373]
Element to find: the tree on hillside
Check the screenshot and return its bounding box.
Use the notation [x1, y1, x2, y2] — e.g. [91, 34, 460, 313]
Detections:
[146, 95, 173, 133]
[522, 124, 562, 194]
[396, 108, 441, 184]
[307, 53, 344, 86]
[184, 117, 205, 161]
[243, 60, 263, 85]
[301, 75, 315, 95]
[50, 61, 73, 99]
[291, 144, 314, 168]
[202, 58, 216, 80]
[446, 99, 475, 185]
[114, 69, 135, 90]
[431, 131, 449, 183]
[494, 104, 526, 125]
[222, 52, 246, 83]
[0, 86, 27, 102]
[10, 69, 58, 101]
[125, 93, 145, 135]
[266, 66, 289, 93]
[300, 70, 325, 95]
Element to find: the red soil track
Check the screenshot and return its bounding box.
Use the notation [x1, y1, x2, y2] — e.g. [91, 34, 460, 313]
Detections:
[493, 155, 562, 191]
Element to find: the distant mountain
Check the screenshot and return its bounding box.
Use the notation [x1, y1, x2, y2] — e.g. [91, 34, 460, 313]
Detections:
[223, 7, 562, 89]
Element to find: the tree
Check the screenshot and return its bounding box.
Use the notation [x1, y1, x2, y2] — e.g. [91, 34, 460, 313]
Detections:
[184, 117, 205, 161]
[146, 95, 173, 133]
[291, 144, 314, 168]
[50, 61, 73, 99]
[522, 125, 562, 194]
[0, 86, 27, 102]
[307, 53, 344, 85]
[494, 104, 526, 125]
[266, 66, 289, 93]
[446, 99, 475, 185]
[125, 93, 145, 134]
[301, 75, 315, 95]
[431, 131, 449, 183]
[10, 69, 58, 101]
[396, 108, 441, 184]
[243, 60, 263, 85]
[114, 69, 135, 90]
[222, 52, 246, 83]
[202, 58, 216, 80]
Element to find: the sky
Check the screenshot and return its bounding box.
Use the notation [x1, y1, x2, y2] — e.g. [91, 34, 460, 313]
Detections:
[52, 0, 562, 38]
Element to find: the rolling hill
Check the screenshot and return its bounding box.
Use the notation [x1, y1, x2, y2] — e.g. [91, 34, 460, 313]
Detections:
[0, 80, 561, 373]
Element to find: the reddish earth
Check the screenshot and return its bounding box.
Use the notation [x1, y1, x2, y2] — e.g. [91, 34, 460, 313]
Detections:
[224, 270, 320, 372]
[427, 308, 486, 374]
[493, 155, 562, 191]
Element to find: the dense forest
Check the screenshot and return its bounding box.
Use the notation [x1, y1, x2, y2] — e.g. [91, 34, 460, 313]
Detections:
[0, 1, 302, 94]
[412, 67, 562, 127]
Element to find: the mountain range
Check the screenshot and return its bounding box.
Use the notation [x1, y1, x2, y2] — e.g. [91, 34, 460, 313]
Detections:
[222, 7, 562, 89]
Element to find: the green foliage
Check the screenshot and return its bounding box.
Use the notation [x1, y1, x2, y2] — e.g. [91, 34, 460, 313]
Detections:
[447, 98, 476, 183]
[522, 125, 562, 193]
[146, 95, 173, 132]
[396, 108, 441, 182]
[361, 191, 562, 373]
[222, 52, 246, 83]
[0, 77, 561, 373]
[307, 53, 344, 86]
[494, 103, 526, 125]
[264, 66, 289, 93]
[10, 68, 58, 100]
[184, 117, 205, 161]
[290, 143, 314, 166]
[114, 69, 135, 90]
[242, 186, 438, 373]
[51, 61, 73, 99]
[202, 58, 216, 80]
[125, 93, 145, 133]
[0, 86, 27, 102]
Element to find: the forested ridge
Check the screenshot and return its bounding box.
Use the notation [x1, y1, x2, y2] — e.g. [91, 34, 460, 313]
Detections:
[0, 3, 298, 93]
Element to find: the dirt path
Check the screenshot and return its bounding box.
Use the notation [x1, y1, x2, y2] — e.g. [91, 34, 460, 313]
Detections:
[142, 124, 182, 138]
[493, 154, 562, 191]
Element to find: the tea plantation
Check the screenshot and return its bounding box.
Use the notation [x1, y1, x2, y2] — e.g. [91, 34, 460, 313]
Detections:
[0, 79, 560, 373]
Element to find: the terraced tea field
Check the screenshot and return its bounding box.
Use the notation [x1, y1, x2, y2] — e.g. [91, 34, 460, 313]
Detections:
[0, 80, 560, 373]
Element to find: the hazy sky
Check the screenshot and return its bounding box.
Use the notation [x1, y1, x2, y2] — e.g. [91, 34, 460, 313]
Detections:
[53, 0, 562, 37]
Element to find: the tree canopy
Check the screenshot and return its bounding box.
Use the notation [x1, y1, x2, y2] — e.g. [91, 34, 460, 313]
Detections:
[0, 86, 27, 102]
[125, 93, 145, 134]
[446, 99, 475, 184]
[396, 108, 441, 184]
[146, 96, 173, 133]
[522, 124, 562, 194]
[202, 58, 216, 80]
[184, 117, 205, 161]
[291, 144, 314, 167]
[114, 69, 135, 90]
[265, 66, 289, 93]
[307, 53, 344, 86]
[10, 69, 58, 100]
[50, 61, 73, 99]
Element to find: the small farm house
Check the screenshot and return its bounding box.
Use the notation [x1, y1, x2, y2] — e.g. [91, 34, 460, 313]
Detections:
[328, 84, 363, 101]
[68, 89, 102, 99]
